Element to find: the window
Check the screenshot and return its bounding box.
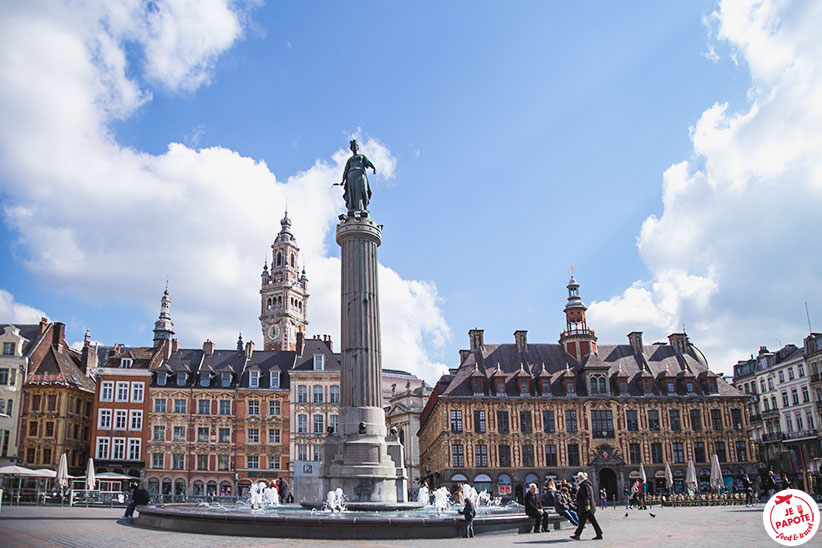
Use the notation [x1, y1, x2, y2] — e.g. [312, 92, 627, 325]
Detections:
[796, 413, 803, 431]
[686, 379, 694, 394]
[131, 382, 144, 402]
[172, 454, 184, 470]
[543, 410, 555, 433]
[29, 420, 38, 436]
[619, 379, 628, 394]
[648, 410, 660, 431]
[731, 409, 743, 430]
[626, 410, 638, 431]
[522, 444, 535, 467]
[269, 456, 280, 469]
[95, 437, 110, 459]
[567, 443, 580, 466]
[269, 400, 280, 416]
[520, 411, 532, 433]
[519, 377, 529, 395]
[495, 377, 506, 395]
[788, 368, 795, 381]
[298, 386, 308, 403]
[197, 427, 209, 442]
[329, 385, 340, 403]
[112, 438, 126, 460]
[297, 414, 307, 433]
[220, 400, 232, 415]
[590, 375, 607, 394]
[694, 441, 706, 463]
[154, 398, 166, 413]
[541, 378, 551, 394]
[176, 372, 186, 386]
[297, 445, 308, 461]
[268, 428, 280, 444]
[101, 381, 114, 401]
[450, 410, 463, 433]
[313, 414, 324, 434]
[644, 378, 653, 393]
[802, 386, 810, 403]
[474, 410, 486, 433]
[714, 442, 727, 463]
[247, 428, 259, 443]
[128, 439, 141, 461]
[329, 414, 338, 433]
[672, 442, 684, 464]
[200, 374, 210, 387]
[2, 342, 14, 355]
[670, 410, 681, 431]
[667, 379, 676, 394]
[313, 354, 325, 371]
[31, 394, 41, 410]
[98, 409, 112, 429]
[629, 443, 641, 464]
[497, 411, 509, 433]
[566, 378, 575, 394]
[218, 455, 229, 471]
[129, 410, 142, 430]
[566, 410, 577, 433]
[173, 426, 185, 442]
[798, 364, 805, 377]
[711, 409, 723, 430]
[153, 426, 165, 441]
[248, 400, 260, 416]
[760, 379, 766, 392]
[174, 399, 186, 413]
[198, 400, 210, 415]
[247, 456, 259, 469]
[197, 454, 208, 471]
[768, 377, 774, 390]
[313, 385, 324, 403]
[787, 416, 794, 432]
[42, 448, 52, 465]
[498, 445, 511, 467]
[249, 370, 259, 388]
[114, 410, 127, 430]
[791, 389, 799, 405]
[157, 371, 167, 386]
[735, 441, 747, 461]
[690, 409, 702, 431]
[152, 453, 164, 469]
[591, 410, 614, 438]
[475, 444, 488, 467]
[545, 444, 558, 466]
[221, 372, 231, 387]
[119, 358, 132, 369]
[650, 442, 663, 464]
[219, 428, 230, 443]
[270, 371, 280, 389]
[779, 371, 785, 383]
[312, 446, 322, 462]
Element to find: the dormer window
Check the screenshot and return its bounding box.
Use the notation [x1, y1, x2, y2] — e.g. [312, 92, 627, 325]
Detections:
[176, 372, 186, 386]
[686, 380, 695, 394]
[541, 378, 551, 394]
[2, 342, 15, 355]
[708, 378, 718, 394]
[199, 374, 210, 387]
[495, 378, 505, 395]
[157, 372, 167, 386]
[249, 370, 260, 388]
[519, 378, 529, 396]
[221, 372, 231, 387]
[270, 371, 280, 389]
[472, 378, 483, 394]
[643, 378, 653, 394]
[566, 378, 576, 395]
[589, 375, 607, 394]
[313, 354, 324, 371]
[667, 379, 676, 394]
[120, 358, 133, 369]
[619, 379, 628, 394]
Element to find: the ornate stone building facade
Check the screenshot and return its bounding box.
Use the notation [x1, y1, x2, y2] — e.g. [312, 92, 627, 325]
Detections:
[0, 322, 43, 466]
[419, 276, 755, 502]
[385, 382, 433, 494]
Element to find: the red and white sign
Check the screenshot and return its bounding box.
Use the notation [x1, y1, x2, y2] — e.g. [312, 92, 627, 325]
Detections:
[763, 489, 819, 546]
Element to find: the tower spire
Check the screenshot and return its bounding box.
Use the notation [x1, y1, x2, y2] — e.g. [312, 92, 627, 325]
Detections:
[558, 272, 597, 360]
[153, 283, 175, 348]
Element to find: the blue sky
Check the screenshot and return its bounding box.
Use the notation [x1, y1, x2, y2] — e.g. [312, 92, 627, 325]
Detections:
[1, 1, 819, 382]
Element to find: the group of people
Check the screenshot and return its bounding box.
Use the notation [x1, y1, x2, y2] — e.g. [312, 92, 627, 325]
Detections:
[626, 480, 648, 509]
[460, 472, 604, 540]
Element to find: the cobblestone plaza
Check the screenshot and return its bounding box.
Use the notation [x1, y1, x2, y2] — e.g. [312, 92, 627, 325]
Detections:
[0, 505, 775, 547]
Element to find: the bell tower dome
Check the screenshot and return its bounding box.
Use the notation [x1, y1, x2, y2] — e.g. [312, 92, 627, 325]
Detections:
[558, 273, 597, 360]
[260, 210, 309, 351]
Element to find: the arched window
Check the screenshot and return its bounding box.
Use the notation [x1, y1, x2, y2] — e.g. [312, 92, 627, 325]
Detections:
[590, 377, 598, 393]
[148, 479, 159, 495]
[206, 481, 217, 496]
[193, 481, 204, 495]
[399, 429, 405, 445]
[267, 297, 272, 310]
[276, 252, 282, 266]
[290, 253, 295, 267]
[599, 377, 607, 394]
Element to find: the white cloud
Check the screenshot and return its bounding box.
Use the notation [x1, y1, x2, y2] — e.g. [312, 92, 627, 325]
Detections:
[589, 0, 822, 374]
[0, 2, 449, 383]
[0, 290, 47, 324]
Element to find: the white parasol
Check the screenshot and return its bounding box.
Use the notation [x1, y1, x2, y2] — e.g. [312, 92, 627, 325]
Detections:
[710, 454, 723, 491]
[56, 453, 69, 492]
[85, 458, 96, 491]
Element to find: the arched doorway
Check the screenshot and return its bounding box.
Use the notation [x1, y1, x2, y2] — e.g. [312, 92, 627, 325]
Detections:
[598, 468, 617, 503]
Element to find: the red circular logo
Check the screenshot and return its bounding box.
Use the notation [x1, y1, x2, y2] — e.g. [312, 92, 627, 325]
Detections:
[763, 489, 819, 546]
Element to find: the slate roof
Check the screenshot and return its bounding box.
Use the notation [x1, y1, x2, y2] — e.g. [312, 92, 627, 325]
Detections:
[293, 339, 340, 371]
[5, 324, 45, 356]
[440, 342, 742, 398]
[28, 346, 95, 392]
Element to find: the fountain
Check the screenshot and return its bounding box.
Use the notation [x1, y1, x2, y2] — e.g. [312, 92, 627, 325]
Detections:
[135, 142, 536, 538]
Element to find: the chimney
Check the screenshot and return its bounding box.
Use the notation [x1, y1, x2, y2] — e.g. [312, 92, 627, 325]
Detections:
[162, 338, 172, 360]
[296, 332, 304, 355]
[469, 329, 484, 351]
[322, 334, 333, 352]
[39, 316, 48, 335]
[81, 343, 95, 375]
[203, 339, 215, 356]
[53, 322, 66, 347]
[171, 338, 179, 353]
[245, 340, 255, 358]
[459, 349, 470, 364]
[668, 333, 689, 354]
[628, 332, 643, 353]
[514, 330, 527, 351]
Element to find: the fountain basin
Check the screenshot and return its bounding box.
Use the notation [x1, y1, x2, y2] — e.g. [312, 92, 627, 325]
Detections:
[136, 504, 535, 539]
[300, 501, 427, 512]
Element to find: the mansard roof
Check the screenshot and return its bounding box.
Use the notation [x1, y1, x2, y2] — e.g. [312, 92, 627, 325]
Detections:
[293, 339, 340, 371]
[440, 342, 740, 398]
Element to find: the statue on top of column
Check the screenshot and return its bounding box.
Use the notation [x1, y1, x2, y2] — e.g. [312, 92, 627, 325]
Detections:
[339, 139, 376, 216]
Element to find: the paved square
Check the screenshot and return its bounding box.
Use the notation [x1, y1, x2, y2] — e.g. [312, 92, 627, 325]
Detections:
[0, 504, 776, 547]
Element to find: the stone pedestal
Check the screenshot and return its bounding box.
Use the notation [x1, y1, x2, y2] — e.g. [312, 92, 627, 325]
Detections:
[320, 215, 406, 502]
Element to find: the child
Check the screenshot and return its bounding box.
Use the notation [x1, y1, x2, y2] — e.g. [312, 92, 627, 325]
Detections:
[461, 497, 476, 538]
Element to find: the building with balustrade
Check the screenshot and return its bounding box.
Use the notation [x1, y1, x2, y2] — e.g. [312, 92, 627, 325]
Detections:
[419, 276, 755, 503]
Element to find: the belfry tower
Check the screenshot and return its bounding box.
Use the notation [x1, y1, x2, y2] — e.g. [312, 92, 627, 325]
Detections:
[559, 274, 597, 360]
[153, 284, 175, 348]
[260, 211, 309, 351]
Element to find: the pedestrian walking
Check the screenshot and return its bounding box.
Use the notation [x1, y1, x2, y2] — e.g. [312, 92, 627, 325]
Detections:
[123, 484, 150, 522]
[569, 472, 603, 541]
[277, 477, 289, 502]
[599, 487, 607, 509]
[741, 473, 754, 506]
[624, 485, 631, 509]
[460, 497, 476, 538]
[765, 471, 776, 500]
[524, 483, 549, 532]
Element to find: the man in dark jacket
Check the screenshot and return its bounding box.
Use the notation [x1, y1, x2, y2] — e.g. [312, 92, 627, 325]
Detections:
[123, 484, 151, 521]
[569, 472, 603, 541]
[524, 483, 549, 533]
